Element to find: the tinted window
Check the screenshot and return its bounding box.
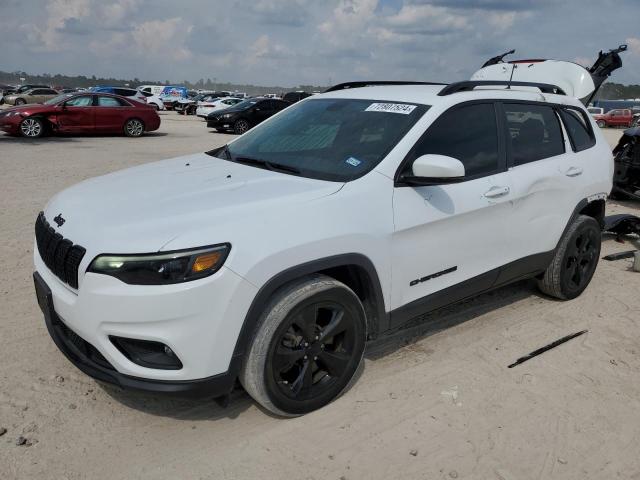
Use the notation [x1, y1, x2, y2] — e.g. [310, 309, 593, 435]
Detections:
[65, 96, 93, 107]
[411, 103, 499, 177]
[222, 98, 428, 182]
[561, 108, 595, 152]
[114, 88, 136, 97]
[30, 89, 47, 95]
[504, 103, 564, 166]
[97, 96, 127, 106]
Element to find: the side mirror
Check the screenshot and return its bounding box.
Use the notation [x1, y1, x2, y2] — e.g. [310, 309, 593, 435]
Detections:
[401, 154, 465, 186]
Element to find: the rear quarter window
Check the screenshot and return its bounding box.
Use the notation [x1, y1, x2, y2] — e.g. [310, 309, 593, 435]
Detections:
[560, 107, 596, 152]
[503, 103, 564, 166]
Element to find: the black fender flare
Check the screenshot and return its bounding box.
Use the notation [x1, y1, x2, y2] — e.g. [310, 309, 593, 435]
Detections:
[226, 253, 387, 377]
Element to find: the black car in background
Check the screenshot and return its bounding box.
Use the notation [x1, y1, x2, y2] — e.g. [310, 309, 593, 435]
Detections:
[206, 98, 290, 134]
[283, 91, 312, 103]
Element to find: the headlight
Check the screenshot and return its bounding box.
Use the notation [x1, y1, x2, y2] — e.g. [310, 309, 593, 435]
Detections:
[87, 244, 230, 285]
[222, 113, 233, 119]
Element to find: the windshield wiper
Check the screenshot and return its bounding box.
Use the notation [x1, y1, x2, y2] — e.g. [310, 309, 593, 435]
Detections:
[205, 144, 232, 160]
[234, 156, 301, 175]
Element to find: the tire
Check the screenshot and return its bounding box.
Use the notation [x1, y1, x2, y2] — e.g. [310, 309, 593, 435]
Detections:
[19, 117, 45, 138]
[124, 118, 145, 137]
[597, 120, 606, 128]
[151, 103, 160, 111]
[537, 215, 601, 300]
[15, 98, 26, 106]
[240, 275, 367, 417]
[233, 119, 250, 135]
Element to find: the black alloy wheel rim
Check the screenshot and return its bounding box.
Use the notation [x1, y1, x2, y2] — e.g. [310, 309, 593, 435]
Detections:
[269, 301, 357, 402]
[563, 227, 599, 292]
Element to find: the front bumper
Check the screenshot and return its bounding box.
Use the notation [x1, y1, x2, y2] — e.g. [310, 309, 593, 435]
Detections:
[0, 116, 20, 134]
[34, 247, 258, 387]
[206, 117, 233, 129]
[34, 272, 239, 398]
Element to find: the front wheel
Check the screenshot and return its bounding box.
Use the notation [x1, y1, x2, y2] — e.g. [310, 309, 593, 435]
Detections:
[233, 119, 250, 135]
[597, 120, 606, 128]
[19, 117, 45, 138]
[15, 98, 26, 106]
[240, 275, 366, 416]
[537, 215, 601, 300]
[124, 118, 145, 137]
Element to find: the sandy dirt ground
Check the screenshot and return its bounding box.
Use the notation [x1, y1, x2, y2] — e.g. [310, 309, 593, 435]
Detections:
[1, 114, 639, 480]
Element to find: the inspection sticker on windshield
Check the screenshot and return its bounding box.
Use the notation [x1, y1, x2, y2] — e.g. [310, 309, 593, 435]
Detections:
[345, 157, 362, 167]
[365, 103, 416, 115]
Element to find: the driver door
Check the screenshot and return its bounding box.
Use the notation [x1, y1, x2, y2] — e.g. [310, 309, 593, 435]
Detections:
[390, 102, 513, 327]
[56, 95, 95, 133]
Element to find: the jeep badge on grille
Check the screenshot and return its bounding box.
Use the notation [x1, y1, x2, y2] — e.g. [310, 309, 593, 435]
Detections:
[53, 213, 65, 227]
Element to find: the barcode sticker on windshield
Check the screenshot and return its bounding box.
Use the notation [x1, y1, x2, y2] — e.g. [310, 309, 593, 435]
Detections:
[365, 103, 416, 115]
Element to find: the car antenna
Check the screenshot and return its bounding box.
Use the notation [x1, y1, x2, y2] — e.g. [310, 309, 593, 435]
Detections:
[507, 62, 517, 90]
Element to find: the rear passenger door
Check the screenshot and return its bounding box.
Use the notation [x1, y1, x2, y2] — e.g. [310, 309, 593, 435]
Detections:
[94, 96, 131, 133]
[391, 102, 513, 323]
[500, 102, 576, 261]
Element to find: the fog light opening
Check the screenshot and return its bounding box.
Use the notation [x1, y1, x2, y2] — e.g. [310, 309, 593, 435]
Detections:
[109, 336, 183, 370]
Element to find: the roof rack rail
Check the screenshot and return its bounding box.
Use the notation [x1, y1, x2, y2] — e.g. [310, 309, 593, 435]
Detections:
[325, 81, 446, 92]
[438, 80, 566, 96]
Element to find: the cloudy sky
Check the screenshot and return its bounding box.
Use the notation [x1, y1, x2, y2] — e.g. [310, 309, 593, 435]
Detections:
[1, 0, 639, 87]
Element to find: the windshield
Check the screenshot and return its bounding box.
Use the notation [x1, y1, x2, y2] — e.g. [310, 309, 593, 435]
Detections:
[231, 99, 259, 110]
[44, 94, 74, 105]
[215, 98, 428, 182]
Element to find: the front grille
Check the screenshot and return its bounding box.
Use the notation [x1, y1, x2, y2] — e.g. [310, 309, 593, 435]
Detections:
[56, 320, 115, 371]
[35, 212, 86, 289]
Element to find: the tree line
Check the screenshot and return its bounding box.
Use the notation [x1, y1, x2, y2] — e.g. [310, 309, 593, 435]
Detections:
[0, 70, 327, 95]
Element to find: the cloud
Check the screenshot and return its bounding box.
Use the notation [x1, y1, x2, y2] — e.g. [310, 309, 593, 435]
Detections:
[131, 18, 193, 61]
[627, 37, 640, 56]
[0, 0, 639, 86]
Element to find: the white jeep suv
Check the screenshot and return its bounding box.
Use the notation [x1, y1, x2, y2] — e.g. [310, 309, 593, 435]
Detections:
[33, 51, 622, 416]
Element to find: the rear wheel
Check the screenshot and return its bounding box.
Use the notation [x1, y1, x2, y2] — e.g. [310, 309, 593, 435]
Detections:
[240, 275, 366, 416]
[233, 119, 250, 135]
[537, 215, 601, 300]
[124, 118, 145, 137]
[19, 117, 44, 138]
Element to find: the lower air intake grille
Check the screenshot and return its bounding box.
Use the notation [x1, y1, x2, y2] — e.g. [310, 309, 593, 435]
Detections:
[35, 212, 86, 289]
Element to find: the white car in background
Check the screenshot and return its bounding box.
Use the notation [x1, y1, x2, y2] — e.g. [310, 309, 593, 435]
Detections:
[139, 90, 165, 111]
[196, 97, 244, 118]
[587, 107, 604, 116]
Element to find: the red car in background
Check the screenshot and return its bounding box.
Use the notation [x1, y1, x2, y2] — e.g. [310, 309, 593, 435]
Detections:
[0, 92, 161, 138]
[593, 108, 634, 128]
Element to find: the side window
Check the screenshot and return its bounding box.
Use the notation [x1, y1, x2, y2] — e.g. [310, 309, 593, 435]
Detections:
[97, 96, 126, 107]
[411, 103, 499, 178]
[31, 89, 46, 95]
[65, 96, 93, 107]
[114, 88, 134, 97]
[560, 108, 596, 152]
[503, 103, 564, 166]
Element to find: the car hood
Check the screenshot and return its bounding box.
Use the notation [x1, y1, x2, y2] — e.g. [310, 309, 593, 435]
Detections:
[1, 104, 52, 114]
[43, 152, 343, 253]
[211, 105, 248, 116]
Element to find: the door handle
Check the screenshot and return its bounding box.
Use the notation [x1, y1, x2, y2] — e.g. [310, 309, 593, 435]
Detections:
[565, 166, 583, 177]
[483, 186, 510, 199]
